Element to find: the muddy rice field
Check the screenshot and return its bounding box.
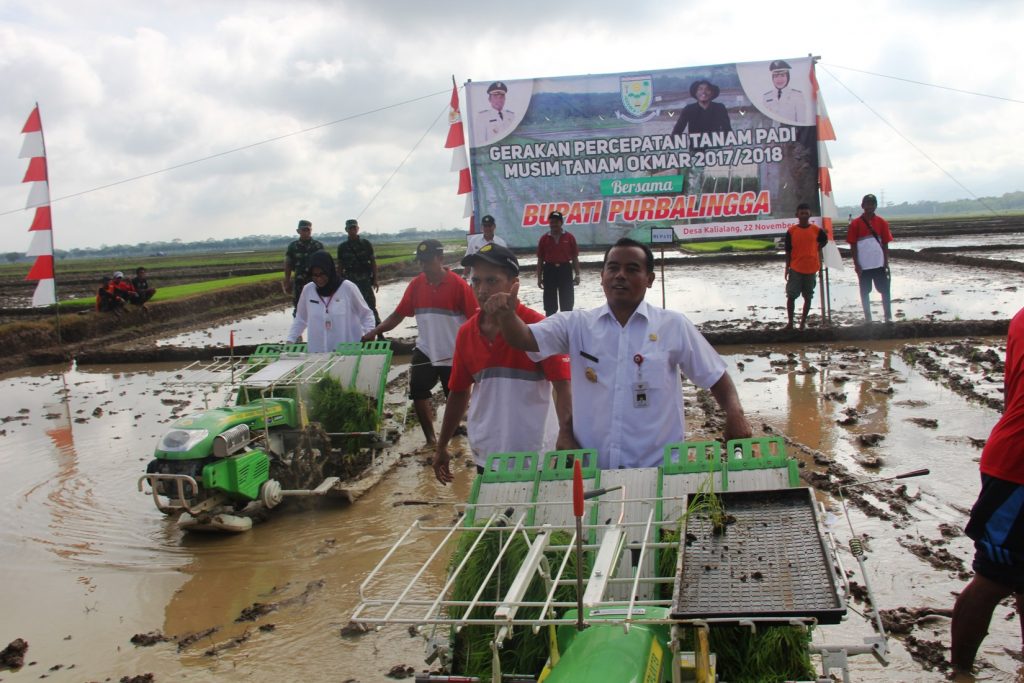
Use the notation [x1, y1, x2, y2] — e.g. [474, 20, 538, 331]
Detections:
[1, 235, 1023, 682]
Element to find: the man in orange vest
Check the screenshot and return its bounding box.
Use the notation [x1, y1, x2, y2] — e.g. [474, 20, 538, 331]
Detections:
[783, 203, 827, 330]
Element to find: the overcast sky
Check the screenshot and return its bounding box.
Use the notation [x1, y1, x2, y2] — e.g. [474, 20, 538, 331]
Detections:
[0, 0, 1021, 252]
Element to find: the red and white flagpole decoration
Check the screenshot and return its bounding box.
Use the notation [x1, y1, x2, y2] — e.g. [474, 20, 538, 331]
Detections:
[19, 104, 57, 307]
[444, 76, 475, 233]
[811, 64, 843, 273]
[811, 65, 837, 238]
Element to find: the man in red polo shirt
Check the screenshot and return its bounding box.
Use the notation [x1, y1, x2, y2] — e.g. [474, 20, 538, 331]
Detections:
[363, 240, 478, 445]
[846, 194, 893, 323]
[536, 210, 581, 316]
[784, 203, 827, 330]
[434, 243, 572, 483]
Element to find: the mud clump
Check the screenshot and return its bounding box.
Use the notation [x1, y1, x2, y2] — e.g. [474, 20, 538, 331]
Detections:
[385, 664, 416, 678]
[879, 606, 953, 636]
[0, 638, 28, 669]
[120, 675, 155, 683]
[176, 627, 219, 651]
[858, 433, 885, 447]
[235, 579, 325, 622]
[900, 539, 971, 580]
[902, 635, 951, 673]
[130, 631, 171, 647]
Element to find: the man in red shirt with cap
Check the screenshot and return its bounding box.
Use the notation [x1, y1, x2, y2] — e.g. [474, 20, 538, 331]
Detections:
[536, 210, 580, 316]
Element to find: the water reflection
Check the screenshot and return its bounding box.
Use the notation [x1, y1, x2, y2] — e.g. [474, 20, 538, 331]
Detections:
[0, 339, 1017, 680]
[157, 259, 1020, 349]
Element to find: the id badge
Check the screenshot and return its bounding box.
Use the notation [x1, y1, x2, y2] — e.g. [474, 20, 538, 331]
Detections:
[632, 382, 649, 408]
[325, 319, 332, 330]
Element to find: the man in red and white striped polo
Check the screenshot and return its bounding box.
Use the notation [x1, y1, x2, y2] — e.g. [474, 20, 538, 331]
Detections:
[434, 243, 572, 483]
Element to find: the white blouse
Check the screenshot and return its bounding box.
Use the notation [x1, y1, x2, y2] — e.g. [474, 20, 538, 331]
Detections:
[287, 280, 376, 352]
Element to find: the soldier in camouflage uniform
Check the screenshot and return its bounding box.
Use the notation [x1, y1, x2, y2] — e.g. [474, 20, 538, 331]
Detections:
[283, 219, 324, 315]
[336, 218, 382, 328]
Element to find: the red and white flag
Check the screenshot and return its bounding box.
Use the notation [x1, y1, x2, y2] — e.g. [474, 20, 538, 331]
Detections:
[444, 77, 474, 230]
[20, 105, 56, 306]
[810, 66, 843, 270]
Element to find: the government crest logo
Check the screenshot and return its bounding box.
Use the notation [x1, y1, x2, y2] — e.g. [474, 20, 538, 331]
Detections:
[616, 75, 660, 123]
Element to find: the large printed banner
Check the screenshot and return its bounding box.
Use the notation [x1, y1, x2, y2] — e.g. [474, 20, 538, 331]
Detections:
[465, 57, 820, 248]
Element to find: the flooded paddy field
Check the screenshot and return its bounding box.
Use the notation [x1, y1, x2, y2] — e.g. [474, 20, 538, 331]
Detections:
[2, 349, 1021, 680]
[157, 255, 1021, 349]
[2, 254, 1022, 682]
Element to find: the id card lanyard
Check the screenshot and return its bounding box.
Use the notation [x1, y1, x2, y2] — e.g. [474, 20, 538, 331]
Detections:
[319, 294, 333, 330]
[632, 353, 648, 408]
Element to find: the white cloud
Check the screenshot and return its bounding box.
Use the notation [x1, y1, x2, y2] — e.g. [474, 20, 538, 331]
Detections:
[0, 0, 1022, 251]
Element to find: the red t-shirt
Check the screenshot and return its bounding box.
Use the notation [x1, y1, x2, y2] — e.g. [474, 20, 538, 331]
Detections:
[845, 214, 893, 245]
[449, 304, 570, 392]
[980, 307, 1024, 484]
[394, 269, 478, 365]
[537, 231, 579, 265]
[449, 303, 571, 465]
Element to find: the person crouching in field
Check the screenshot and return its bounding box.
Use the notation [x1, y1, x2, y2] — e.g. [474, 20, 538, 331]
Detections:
[784, 203, 827, 330]
[95, 276, 125, 316]
[130, 267, 157, 307]
[111, 271, 142, 306]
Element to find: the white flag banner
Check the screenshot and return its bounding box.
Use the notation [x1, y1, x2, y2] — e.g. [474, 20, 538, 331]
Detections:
[463, 193, 473, 218]
[26, 230, 51, 256]
[32, 279, 55, 308]
[19, 132, 44, 158]
[817, 141, 832, 169]
[821, 191, 839, 219]
[25, 181, 48, 209]
[822, 240, 844, 270]
[450, 145, 468, 173]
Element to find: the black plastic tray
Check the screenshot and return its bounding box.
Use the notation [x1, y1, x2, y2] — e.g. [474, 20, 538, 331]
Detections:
[670, 487, 845, 624]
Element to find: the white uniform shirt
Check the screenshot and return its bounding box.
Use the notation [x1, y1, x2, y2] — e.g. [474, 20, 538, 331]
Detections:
[528, 300, 726, 469]
[464, 233, 508, 279]
[762, 87, 810, 124]
[474, 107, 517, 144]
[287, 280, 376, 352]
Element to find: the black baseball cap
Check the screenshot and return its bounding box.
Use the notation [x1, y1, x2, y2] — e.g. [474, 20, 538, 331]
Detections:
[481, 214, 496, 226]
[461, 243, 519, 275]
[862, 194, 878, 204]
[415, 239, 444, 261]
[548, 210, 564, 222]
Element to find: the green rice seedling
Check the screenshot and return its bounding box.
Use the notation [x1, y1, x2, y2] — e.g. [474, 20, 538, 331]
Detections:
[309, 375, 378, 454]
[447, 528, 583, 679]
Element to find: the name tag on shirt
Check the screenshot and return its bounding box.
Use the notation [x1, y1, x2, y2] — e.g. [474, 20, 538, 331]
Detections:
[632, 382, 649, 408]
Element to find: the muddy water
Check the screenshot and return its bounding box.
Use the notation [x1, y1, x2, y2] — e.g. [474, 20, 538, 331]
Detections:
[0, 361, 474, 682]
[3, 337, 1022, 681]
[158, 258, 1021, 348]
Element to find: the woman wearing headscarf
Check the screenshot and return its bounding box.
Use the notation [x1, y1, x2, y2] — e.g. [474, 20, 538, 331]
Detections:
[287, 250, 375, 352]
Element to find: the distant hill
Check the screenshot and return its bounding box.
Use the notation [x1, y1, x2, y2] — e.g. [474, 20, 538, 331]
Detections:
[20, 228, 470, 262]
[8, 190, 1020, 262]
[837, 191, 1023, 221]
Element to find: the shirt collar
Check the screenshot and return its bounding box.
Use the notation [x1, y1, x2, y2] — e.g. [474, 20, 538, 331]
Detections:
[595, 299, 652, 325]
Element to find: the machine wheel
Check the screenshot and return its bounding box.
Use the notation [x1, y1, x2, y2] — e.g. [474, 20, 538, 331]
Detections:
[260, 479, 283, 509]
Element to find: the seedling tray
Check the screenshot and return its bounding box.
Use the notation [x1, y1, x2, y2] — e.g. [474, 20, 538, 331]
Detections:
[670, 487, 844, 624]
